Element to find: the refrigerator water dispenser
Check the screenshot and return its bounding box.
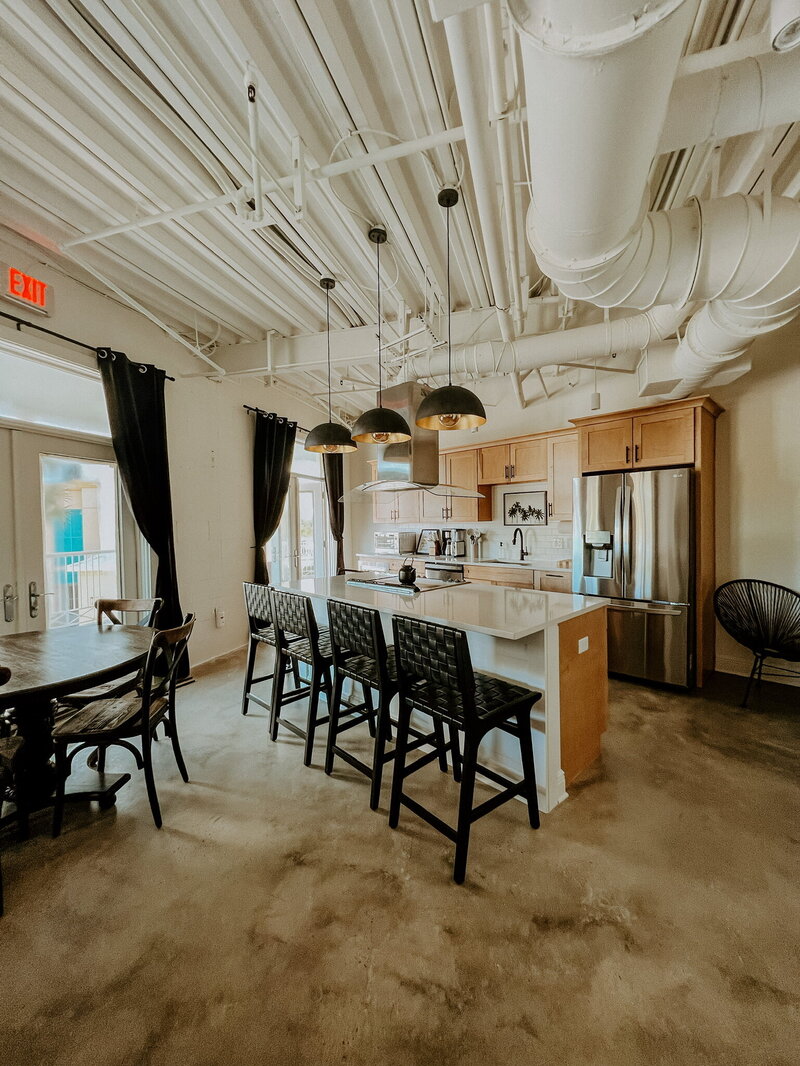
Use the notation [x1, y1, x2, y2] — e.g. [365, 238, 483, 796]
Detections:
[583, 530, 614, 579]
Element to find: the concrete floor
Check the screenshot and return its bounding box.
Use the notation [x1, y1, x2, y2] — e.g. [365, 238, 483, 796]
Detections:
[1, 652, 798, 1066]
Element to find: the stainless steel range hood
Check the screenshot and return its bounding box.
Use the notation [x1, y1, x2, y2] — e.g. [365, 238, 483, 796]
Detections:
[350, 381, 483, 499]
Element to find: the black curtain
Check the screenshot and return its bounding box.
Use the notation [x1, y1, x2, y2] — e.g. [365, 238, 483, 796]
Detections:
[323, 452, 345, 575]
[253, 412, 296, 583]
[96, 348, 187, 673]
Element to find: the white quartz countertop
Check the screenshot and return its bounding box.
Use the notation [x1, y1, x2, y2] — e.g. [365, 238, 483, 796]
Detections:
[356, 552, 571, 572]
[276, 575, 605, 640]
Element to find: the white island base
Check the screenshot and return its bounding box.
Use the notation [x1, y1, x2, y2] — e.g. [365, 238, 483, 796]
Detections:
[278, 576, 609, 814]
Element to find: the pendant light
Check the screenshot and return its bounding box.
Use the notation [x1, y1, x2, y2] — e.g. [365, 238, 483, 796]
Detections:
[415, 189, 487, 431]
[350, 227, 412, 445]
[305, 278, 357, 453]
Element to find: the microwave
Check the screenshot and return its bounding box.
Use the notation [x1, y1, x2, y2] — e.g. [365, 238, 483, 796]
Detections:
[374, 531, 417, 555]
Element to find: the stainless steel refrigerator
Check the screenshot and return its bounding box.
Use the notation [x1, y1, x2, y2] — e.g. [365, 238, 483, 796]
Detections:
[572, 467, 694, 687]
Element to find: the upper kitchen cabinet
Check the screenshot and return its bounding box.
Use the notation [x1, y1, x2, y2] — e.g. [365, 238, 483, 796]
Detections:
[510, 437, 548, 481]
[547, 432, 579, 520]
[444, 450, 480, 523]
[477, 443, 509, 483]
[633, 407, 695, 467]
[577, 417, 633, 472]
[478, 439, 548, 483]
[420, 455, 449, 522]
[571, 396, 723, 474]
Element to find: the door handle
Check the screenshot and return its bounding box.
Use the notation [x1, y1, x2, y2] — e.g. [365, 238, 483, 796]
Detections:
[625, 445, 630, 464]
[510, 464, 515, 479]
[634, 444, 640, 462]
[504, 465, 509, 480]
[28, 581, 53, 618]
[548, 501, 552, 517]
[3, 584, 17, 623]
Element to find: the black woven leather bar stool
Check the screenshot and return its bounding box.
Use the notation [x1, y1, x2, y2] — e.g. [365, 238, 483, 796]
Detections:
[326, 600, 451, 811]
[241, 582, 300, 716]
[269, 588, 333, 766]
[390, 615, 541, 884]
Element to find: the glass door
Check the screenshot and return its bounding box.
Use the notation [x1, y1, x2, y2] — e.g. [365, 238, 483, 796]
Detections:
[265, 442, 331, 583]
[0, 427, 139, 633]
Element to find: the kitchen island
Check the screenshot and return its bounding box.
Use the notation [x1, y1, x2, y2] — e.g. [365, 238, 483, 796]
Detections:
[276, 575, 608, 813]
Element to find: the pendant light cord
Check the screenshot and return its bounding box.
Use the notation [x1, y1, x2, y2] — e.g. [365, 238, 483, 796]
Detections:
[446, 201, 452, 386]
[326, 285, 332, 420]
[377, 237, 382, 407]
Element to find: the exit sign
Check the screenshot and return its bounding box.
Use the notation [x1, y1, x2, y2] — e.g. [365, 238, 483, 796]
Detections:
[4, 265, 51, 315]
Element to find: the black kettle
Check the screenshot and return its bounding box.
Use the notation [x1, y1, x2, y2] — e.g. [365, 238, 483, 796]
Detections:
[398, 558, 417, 586]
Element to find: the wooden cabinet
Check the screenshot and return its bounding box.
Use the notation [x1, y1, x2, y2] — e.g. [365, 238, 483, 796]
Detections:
[633, 407, 694, 467]
[535, 570, 572, 593]
[395, 490, 420, 524]
[478, 444, 509, 484]
[547, 433, 578, 521]
[510, 438, 548, 481]
[420, 455, 449, 523]
[445, 451, 479, 523]
[372, 491, 396, 524]
[575, 403, 698, 474]
[478, 439, 547, 483]
[464, 564, 535, 588]
[580, 417, 634, 472]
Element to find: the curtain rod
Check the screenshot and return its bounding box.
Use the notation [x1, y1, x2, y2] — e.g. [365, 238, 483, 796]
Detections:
[1, 310, 176, 381]
[243, 403, 309, 434]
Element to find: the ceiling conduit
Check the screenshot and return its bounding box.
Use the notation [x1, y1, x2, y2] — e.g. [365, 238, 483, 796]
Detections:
[508, 0, 800, 398]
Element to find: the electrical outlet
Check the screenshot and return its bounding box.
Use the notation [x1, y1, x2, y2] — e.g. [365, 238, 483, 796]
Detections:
[578, 636, 589, 654]
[214, 607, 226, 628]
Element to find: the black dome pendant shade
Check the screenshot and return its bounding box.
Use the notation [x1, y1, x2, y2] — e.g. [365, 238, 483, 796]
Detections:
[305, 277, 357, 453]
[351, 227, 412, 445]
[415, 189, 487, 431]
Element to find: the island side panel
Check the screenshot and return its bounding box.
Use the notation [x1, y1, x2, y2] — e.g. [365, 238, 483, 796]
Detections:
[558, 606, 609, 785]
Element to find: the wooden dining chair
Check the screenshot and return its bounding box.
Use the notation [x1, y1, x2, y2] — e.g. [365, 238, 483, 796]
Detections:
[59, 597, 163, 712]
[51, 614, 195, 835]
[0, 666, 27, 915]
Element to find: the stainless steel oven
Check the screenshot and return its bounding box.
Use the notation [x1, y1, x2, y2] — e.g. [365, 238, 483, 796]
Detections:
[424, 560, 465, 582]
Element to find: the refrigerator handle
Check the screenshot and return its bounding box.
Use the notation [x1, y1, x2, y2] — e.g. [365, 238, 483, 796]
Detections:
[621, 478, 631, 595]
[613, 482, 625, 591]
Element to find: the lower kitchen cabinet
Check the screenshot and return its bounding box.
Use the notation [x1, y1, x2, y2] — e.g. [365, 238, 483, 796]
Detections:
[535, 570, 573, 593]
[464, 564, 535, 589]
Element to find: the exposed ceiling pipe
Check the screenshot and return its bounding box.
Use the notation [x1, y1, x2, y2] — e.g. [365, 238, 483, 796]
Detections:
[659, 48, 800, 154]
[485, 3, 525, 336]
[510, 0, 800, 396]
[441, 7, 513, 341]
[403, 304, 691, 380]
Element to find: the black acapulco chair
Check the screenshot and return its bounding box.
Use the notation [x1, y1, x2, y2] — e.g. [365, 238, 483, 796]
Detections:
[714, 580, 800, 707]
[390, 615, 542, 884]
[51, 614, 195, 834]
[241, 582, 300, 716]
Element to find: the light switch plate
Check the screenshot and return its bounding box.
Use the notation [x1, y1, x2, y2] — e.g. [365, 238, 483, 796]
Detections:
[578, 636, 589, 654]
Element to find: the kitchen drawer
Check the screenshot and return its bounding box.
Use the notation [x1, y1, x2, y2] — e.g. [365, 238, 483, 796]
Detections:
[465, 564, 535, 588]
[535, 570, 573, 593]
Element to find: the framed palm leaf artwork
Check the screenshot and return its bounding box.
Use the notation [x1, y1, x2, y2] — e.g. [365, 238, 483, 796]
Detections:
[503, 490, 547, 526]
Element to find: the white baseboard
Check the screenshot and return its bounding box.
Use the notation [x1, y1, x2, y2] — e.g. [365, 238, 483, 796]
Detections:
[715, 654, 800, 687]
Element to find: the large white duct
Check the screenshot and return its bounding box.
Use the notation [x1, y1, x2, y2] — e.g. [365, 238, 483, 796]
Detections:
[510, 0, 800, 396]
[404, 303, 689, 379]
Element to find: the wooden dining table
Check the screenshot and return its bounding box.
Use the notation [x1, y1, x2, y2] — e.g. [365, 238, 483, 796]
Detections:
[0, 624, 154, 811]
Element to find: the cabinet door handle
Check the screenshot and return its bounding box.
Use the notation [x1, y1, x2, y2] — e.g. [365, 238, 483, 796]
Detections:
[625, 445, 630, 464]
[634, 444, 640, 462]
[548, 501, 552, 517]
[510, 464, 515, 479]
[503, 464, 508, 480]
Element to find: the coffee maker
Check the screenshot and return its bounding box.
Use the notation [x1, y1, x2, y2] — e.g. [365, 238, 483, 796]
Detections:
[444, 528, 466, 557]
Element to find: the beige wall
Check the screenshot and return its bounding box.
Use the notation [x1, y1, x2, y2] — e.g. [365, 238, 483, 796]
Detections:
[0, 237, 321, 667]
